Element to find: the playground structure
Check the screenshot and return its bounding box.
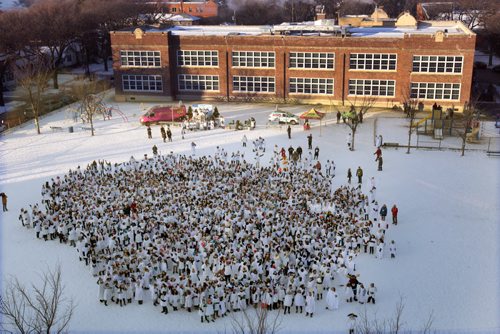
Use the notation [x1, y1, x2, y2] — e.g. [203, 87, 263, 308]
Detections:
[68, 98, 128, 124]
[416, 107, 481, 142]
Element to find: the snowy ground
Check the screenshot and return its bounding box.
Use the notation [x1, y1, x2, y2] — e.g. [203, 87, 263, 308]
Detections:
[0, 97, 499, 333]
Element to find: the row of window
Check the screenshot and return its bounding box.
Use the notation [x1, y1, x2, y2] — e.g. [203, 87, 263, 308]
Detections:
[120, 50, 465, 73]
[412, 55, 463, 73]
[122, 74, 460, 100]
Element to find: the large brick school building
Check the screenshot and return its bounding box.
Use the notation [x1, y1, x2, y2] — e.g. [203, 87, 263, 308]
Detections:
[110, 11, 475, 110]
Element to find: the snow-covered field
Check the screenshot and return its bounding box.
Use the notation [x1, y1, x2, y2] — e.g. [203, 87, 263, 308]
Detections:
[0, 97, 499, 333]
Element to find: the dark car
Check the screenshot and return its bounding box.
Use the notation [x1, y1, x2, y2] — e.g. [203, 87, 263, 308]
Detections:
[474, 61, 487, 69]
[492, 65, 500, 73]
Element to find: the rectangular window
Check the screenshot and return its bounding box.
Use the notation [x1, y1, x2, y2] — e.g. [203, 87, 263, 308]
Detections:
[122, 75, 163, 92]
[177, 50, 219, 67]
[178, 74, 219, 91]
[232, 51, 275, 68]
[289, 52, 335, 69]
[348, 79, 395, 97]
[120, 50, 161, 68]
[412, 55, 463, 73]
[410, 82, 460, 100]
[349, 53, 397, 71]
[289, 78, 334, 95]
[233, 76, 275, 93]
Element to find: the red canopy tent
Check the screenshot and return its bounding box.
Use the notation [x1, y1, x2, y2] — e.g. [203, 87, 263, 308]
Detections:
[299, 108, 326, 135]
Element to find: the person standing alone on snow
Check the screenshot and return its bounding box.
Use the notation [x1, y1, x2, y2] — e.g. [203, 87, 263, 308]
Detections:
[307, 134, 313, 150]
[347, 168, 352, 184]
[1, 192, 7, 212]
[287, 125, 292, 139]
[391, 205, 398, 225]
[356, 166, 363, 184]
[191, 142, 197, 156]
[147, 125, 152, 139]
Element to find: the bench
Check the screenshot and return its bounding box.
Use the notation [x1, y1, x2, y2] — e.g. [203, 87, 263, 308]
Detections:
[382, 142, 399, 148]
[487, 151, 500, 157]
[50, 126, 64, 132]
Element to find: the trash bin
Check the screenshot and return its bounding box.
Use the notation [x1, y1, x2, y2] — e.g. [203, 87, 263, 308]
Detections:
[68, 126, 74, 133]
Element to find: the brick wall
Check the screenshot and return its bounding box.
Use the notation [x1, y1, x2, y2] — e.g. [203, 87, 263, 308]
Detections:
[111, 30, 476, 109]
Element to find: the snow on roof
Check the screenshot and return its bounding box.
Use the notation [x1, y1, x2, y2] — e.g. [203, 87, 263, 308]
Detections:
[118, 20, 472, 37]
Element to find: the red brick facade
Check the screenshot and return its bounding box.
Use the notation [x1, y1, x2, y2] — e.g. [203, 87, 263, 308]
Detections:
[111, 26, 476, 110]
[161, 0, 218, 18]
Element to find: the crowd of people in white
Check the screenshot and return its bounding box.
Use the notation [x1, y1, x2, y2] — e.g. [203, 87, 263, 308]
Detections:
[18, 144, 397, 323]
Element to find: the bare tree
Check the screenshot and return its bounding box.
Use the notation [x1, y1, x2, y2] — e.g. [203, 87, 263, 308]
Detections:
[15, 56, 53, 135]
[0, 8, 31, 109]
[228, 306, 283, 334]
[29, 0, 81, 90]
[336, 96, 375, 151]
[459, 100, 481, 156]
[401, 88, 420, 154]
[0, 265, 75, 334]
[356, 296, 434, 334]
[71, 79, 109, 136]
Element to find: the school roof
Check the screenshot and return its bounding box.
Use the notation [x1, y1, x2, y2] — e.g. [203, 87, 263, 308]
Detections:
[116, 19, 474, 38]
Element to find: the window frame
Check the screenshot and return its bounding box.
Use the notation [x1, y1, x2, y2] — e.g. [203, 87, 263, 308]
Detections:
[120, 50, 161, 68]
[232, 51, 275, 68]
[178, 74, 220, 92]
[289, 77, 334, 95]
[412, 55, 463, 74]
[410, 82, 461, 101]
[232, 76, 276, 93]
[348, 79, 396, 97]
[177, 50, 219, 67]
[349, 53, 397, 71]
[289, 52, 335, 70]
[122, 74, 163, 92]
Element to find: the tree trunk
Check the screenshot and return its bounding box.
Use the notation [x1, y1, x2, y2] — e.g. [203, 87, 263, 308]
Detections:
[0, 79, 5, 108]
[52, 69, 59, 90]
[351, 129, 356, 151]
[90, 115, 94, 136]
[488, 42, 493, 67]
[406, 119, 413, 154]
[102, 43, 109, 72]
[34, 115, 41, 134]
[461, 133, 466, 156]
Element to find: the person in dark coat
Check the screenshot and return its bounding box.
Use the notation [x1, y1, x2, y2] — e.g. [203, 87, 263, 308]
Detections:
[287, 125, 291, 139]
[1, 192, 7, 212]
[356, 167, 363, 184]
[379, 204, 388, 221]
[152, 145, 158, 156]
[358, 111, 363, 123]
[347, 168, 352, 184]
[377, 156, 383, 171]
[288, 146, 294, 160]
[307, 134, 313, 150]
[336, 111, 341, 124]
[160, 126, 167, 143]
[314, 147, 320, 160]
[167, 127, 172, 142]
[296, 146, 303, 160]
[147, 126, 152, 139]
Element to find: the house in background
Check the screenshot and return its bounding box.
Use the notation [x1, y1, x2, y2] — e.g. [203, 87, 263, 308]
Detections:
[158, 0, 218, 18]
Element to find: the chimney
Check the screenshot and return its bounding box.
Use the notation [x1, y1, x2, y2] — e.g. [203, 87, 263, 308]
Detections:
[315, 5, 326, 20]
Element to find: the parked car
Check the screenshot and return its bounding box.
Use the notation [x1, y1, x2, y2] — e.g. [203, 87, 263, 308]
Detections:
[474, 61, 487, 69]
[268, 111, 300, 125]
[492, 65, 500, 73]
[140, 105, 186, 125]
